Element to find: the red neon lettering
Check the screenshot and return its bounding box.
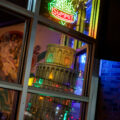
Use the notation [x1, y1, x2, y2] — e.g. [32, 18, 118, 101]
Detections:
[52, 7, 74, 23]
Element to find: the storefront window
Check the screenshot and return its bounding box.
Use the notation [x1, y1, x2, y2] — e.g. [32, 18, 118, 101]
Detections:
[28, 24, 88, 96]
[24, 93, 86, 120]
[0, 88, 19, 120]
[0, 0, 97, 120]
[40, 0, 100, 38]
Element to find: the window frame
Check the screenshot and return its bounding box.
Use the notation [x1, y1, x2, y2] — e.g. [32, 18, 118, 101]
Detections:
[0, 0, 99, 120]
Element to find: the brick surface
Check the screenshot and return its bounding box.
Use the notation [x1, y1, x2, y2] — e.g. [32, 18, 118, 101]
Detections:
[96, 60, 120, 120]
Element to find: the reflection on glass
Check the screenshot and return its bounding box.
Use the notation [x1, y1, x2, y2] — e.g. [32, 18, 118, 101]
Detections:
[28, 24, 87, 96]
[74, 53, 87, 95]
[24, 94, 85, 120]
[27, 0, 37, 12]
[40, 0, 100, 38]
[0, 88, 18, 120]
[0, 9, 25, 83]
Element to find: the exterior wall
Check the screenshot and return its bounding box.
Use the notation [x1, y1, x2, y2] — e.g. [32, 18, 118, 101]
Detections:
[96, 60, 120, 120]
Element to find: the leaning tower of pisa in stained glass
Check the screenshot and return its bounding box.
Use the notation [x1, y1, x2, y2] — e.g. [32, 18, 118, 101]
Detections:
[34, 44, 78, 92]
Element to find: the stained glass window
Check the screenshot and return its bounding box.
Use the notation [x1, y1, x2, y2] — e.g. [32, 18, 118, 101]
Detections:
[24, 93, 86, 120]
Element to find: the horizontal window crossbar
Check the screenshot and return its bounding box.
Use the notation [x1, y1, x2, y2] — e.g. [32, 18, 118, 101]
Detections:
[28, 86, 89, 102]
[0, 80, 23, 91]
[38, 15, 96, 44]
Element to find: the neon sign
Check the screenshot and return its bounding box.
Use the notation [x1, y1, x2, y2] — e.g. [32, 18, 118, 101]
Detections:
[52, 7, 74, 23]
[48, 0, 77, 24]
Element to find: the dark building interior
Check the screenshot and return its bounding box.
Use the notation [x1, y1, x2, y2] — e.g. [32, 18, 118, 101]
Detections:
[95, 0, 120, 120]
[96, 0, 120, 61]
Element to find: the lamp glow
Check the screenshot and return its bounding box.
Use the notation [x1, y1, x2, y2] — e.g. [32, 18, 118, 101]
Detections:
[49, 72, 53, 80]
[81, 54, 86, 64]
[28, 77, 34, 86]
[63, 111, 68, 120]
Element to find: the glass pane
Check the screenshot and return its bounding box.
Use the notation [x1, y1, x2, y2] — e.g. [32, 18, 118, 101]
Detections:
[6, 0, 28, 9]
[6, 0, 36, 12]
[28, 24, 88, 96]
[0, 88, 19, 120]
[24, 93, 86, 120]
[0, 8, 26, 83]
[40, 0, 100, 38]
